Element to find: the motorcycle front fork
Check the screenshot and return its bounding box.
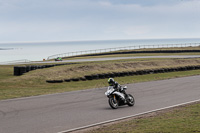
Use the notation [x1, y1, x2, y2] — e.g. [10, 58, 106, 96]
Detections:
[113, 95, 117, 103]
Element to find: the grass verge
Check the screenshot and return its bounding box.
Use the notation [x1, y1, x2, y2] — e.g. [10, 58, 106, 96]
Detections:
[87, 101, 200, 133]
[22, 58, 200, 80]
[0, 67, 200, 100]
[1, 57, 200, 100]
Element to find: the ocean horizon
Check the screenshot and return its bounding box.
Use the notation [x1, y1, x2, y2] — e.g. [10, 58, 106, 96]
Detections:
[1, 38, 200, 63]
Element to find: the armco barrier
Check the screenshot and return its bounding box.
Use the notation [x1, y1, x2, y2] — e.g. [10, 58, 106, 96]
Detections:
[48, 65, 200, 83]
[47, 43, 200, 60]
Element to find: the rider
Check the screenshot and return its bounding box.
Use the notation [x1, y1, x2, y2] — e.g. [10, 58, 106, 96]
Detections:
[108, 78, 123, 92]
[108, 78, 127, 103]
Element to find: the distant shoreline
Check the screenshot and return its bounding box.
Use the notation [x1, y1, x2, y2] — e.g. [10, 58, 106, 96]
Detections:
[0, 48, 14, 50]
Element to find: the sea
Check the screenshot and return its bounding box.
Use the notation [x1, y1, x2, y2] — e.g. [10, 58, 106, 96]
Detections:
[0, 38, 200, 63]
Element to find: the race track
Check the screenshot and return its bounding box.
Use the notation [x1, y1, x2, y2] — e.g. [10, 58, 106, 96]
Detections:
[2, 55, 200, 65]
[0, 75, 200, 133]
[42, 55, 200, 64]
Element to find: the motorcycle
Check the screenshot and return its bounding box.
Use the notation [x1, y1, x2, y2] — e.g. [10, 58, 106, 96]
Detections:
[105, 85, 135, 109]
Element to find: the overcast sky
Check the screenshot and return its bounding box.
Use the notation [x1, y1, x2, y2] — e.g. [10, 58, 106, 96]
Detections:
[0, 0, 200, 42]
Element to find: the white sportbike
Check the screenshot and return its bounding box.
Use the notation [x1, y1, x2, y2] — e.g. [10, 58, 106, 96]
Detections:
[105, 86, 135, 109]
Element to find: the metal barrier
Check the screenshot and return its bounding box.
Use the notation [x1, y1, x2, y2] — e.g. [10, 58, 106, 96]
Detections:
[47, 43, 200, 60]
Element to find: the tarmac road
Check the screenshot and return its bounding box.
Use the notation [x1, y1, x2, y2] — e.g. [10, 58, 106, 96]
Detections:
[0, 75, 200, 133]
[2, 55, 200, 65]
[46, 55, 200, 64]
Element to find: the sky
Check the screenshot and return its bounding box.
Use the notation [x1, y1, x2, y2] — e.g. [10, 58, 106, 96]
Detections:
[0, 0, 200, 42]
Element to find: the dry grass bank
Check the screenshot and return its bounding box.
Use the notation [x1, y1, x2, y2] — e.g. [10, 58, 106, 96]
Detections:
[0, 58, 200, 100]
[10, 58, 200, 81]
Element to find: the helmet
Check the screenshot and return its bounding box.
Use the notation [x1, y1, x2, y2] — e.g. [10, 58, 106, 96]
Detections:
[108, 78, 115, 86]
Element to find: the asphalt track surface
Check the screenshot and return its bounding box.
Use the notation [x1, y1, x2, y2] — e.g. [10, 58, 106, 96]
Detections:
[2, 55, 200, 65]
[46, 55, 200, 64]
[0, 75, 200, 133]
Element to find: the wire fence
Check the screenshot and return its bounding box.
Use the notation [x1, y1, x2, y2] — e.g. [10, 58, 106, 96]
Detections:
[47, 43, 200, 60]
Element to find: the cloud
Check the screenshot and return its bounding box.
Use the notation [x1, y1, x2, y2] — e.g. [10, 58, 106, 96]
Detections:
[123, 26, 151, 36]
[0, 0, 200, 42]
[98, 1, 112, 6]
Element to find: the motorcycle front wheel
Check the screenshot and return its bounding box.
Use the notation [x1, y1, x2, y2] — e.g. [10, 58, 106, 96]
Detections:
[108, 96, 118, 109]
[126, 94, 135, 106]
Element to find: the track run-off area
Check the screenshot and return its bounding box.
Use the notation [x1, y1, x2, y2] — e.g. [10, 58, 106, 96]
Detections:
[0, 75, 200, 133]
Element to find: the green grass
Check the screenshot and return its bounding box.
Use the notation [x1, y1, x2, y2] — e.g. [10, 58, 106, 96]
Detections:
[87, 102, 200, 133]
[22, 58, 200, 81]
[0, 57, 200, 100]
[1, 49, 199, 132]
[0, 65, 200, 100]
[0, 65, 13, 80]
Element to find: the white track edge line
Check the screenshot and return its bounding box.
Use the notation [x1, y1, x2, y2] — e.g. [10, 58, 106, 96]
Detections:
[57, 99, 200, 133]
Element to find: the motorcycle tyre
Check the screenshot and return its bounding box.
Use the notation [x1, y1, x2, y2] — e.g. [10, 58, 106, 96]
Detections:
[108, 96, 118, 109]
[126, 94, 135, 106]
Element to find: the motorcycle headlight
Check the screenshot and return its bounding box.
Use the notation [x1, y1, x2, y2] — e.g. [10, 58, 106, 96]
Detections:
[105, 92, 108, 95]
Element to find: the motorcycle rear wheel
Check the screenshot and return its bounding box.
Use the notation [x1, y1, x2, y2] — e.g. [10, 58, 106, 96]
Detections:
[108, 96, 118, 109]
[126, 94, 135, 106]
